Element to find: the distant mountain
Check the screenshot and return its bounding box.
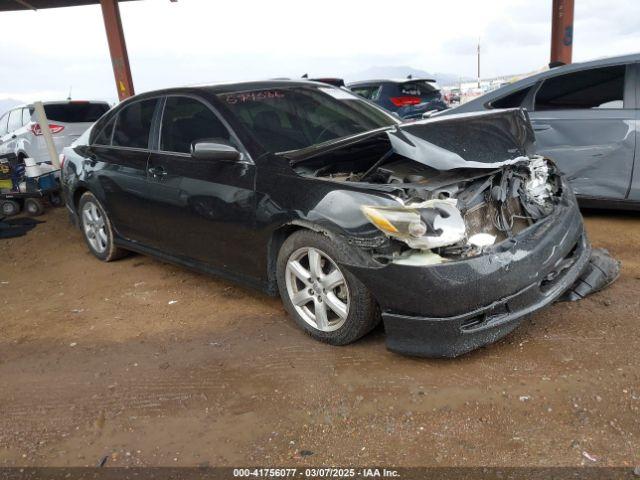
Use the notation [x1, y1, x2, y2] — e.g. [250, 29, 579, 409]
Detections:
[346, 66, 472, 86]
[0, 98, 22, 116]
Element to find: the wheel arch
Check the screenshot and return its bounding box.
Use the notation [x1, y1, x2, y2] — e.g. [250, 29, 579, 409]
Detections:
[265, 221, 339, 296]
[73, 186, 90, 210]
[62, 186, 90, 228]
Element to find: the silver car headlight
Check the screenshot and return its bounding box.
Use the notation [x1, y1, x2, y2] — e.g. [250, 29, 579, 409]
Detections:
[361, 199, 466, 250]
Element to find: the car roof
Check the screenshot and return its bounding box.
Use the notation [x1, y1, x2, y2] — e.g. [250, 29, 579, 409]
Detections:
[348, 78, 437, 87]
[525, 52, 638, 83]
[144, 79, 334, 97]
[443, 52, 640, 114]
[490, 53, 638, 98]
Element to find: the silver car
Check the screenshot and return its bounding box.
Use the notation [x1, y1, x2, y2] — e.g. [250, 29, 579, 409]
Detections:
[438, 53, 640, 209]
[0, 101, 110, 164]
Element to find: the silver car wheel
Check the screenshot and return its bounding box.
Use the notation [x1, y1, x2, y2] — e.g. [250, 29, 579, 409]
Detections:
[285, 246, 350, 332]
[81, 201, 108, 254]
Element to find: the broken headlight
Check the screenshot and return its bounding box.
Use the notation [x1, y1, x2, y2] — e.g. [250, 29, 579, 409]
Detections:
[361, 199, 466, 250]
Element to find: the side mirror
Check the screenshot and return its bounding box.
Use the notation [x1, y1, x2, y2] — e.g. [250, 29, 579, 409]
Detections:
[191, 139, 242, 162]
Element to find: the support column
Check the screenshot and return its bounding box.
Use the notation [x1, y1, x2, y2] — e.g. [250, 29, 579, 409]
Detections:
[100, 0, 135, 100]
[550, 0, 574, 66]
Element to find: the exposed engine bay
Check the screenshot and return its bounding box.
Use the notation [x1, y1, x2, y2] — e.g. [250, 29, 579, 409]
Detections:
[286, 109, 563, 264]
[295, 153, 561, 263]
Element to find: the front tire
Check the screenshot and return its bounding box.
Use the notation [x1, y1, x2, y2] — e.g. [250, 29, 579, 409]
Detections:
[276, 230, 379, 345]
[78, 192, 127, 262]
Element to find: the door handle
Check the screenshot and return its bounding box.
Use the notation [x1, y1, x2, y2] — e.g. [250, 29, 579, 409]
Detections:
[533, 124, 551, 131]
[148, 165, 167, 177]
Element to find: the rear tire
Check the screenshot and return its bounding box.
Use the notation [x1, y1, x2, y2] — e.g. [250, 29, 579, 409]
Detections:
[24, 198, 44, 216]
[276, 230, 379, 345]
[78, 192, 127, 262]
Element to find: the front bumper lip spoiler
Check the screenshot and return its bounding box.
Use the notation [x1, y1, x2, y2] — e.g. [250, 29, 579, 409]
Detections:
[381, 237, 619, 358]
[561, 248, 621, 302]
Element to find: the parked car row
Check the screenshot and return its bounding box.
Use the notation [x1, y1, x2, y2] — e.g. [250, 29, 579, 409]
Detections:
[60, 80, 619, 358]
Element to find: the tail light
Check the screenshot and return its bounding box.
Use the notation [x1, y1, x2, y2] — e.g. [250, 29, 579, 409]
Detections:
[59, 154, 66, 169]
[390, 96, 422, 107]
[30, 123, 65, 136]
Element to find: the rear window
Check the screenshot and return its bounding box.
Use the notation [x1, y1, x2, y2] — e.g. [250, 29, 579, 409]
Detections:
[351, 85, 382, 101]
[43, 103, 110, 123]
[399, 81, 439, 97]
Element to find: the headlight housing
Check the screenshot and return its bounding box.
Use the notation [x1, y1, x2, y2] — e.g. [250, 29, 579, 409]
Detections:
[361, 199, 466, 250]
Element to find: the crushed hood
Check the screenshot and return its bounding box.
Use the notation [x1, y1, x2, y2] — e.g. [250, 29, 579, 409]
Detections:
[285, 108, 536, 171]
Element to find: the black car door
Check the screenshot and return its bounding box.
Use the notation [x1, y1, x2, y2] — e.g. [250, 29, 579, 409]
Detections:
[528, 63, 637, 201]
[89, 98, 161, 245]
[145, 95, 259, 281]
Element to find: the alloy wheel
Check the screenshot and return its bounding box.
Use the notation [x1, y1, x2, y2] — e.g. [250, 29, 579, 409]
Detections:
[81, 201, 108, 254]
[285, 247, 350, 332]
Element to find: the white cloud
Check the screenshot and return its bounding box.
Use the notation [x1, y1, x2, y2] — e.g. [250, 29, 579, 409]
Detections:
[1, 0, 638, 101]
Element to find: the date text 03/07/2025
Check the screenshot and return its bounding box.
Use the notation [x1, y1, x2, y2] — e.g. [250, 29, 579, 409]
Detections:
[232, 468, 401, 478]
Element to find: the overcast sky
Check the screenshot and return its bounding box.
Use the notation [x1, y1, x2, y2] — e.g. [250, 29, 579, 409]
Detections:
[1, 0, 639, 102]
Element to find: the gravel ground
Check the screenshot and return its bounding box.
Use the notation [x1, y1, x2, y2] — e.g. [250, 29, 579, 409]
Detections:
[0, 207, 638, 467]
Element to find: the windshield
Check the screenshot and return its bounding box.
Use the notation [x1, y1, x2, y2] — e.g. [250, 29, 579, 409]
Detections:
[217, 86, 397, 153]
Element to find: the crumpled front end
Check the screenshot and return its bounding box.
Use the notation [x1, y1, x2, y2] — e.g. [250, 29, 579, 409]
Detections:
[288, 108, 620, 357]
[349, 179, 619, 357]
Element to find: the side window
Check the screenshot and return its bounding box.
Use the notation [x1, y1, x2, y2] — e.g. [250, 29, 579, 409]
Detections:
[7, 109, 23, 133]
[22, 108, 31, 125]
[534, 65, 626, 110]
[112, 99, 158, 149]
[490, 86, 533, 109]
[160, 96, 231, 154]
[0, 113, 8, 136]
[93, 116, 116, 146]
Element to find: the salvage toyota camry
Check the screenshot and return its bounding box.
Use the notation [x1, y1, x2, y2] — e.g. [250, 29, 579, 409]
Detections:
[61, 81, 619, 357]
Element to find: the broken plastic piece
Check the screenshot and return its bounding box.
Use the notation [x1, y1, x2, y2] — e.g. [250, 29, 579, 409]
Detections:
[393, 250, 445, 266]
[561, 248, 621, 301]
[468, 233, 497, 248]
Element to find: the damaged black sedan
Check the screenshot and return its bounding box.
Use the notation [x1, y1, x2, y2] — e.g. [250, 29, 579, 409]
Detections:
[61, 81, 620, 357]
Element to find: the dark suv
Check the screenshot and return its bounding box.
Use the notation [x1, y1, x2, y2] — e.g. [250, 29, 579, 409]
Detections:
[348, 78, 448, 119]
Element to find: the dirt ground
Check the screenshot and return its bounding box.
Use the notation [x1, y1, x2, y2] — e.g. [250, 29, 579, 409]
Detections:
[0, 207, 638, 468]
